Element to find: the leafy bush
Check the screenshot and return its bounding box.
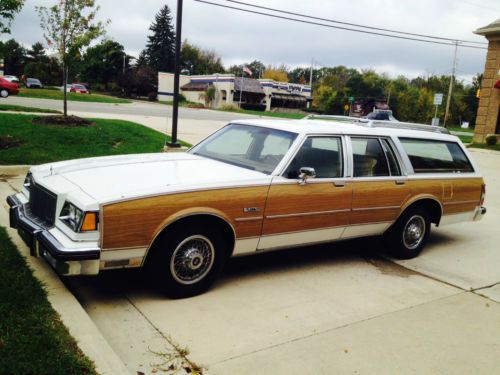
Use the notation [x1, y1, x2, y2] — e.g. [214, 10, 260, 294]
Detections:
[220, 103, 238, 111]
[485, 135, 498, 146]
[241, 103, 266, 111]
[147, 91, 158, 101]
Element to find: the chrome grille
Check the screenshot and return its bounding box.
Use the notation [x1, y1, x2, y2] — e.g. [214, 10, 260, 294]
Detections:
[28, 183, 57, 227]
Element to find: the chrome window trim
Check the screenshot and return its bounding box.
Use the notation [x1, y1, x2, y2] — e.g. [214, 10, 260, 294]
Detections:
[276, 134, 347, 180]
[266, 208, 351, 219]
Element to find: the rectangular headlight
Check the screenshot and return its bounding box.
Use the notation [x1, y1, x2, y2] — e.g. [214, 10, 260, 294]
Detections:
[59, 201, 98, 233]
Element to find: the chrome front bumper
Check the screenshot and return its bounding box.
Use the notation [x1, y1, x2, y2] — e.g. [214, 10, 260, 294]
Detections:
[7, 194, 100, 275]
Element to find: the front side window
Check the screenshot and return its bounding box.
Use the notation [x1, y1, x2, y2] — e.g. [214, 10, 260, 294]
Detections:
[399, 138, 474, 173]
[284, 136, 343, 179]
[351, 137, 391, 177]
[190, 124, 297, 174]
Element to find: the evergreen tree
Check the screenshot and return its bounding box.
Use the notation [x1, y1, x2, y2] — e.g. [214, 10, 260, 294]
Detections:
[145, 5, 176, 73]
[27, 42, 47, 62]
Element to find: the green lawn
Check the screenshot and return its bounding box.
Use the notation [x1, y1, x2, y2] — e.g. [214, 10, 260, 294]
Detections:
[0, 103, 61, 114]
[448, 126, 474, 134]
[221, 109, 306, 119]
[0, 113, 189, 165]
[0, 227, 97, 375]
[469, 143, 500, 151]
[18, 88, 131, 104]
[458, 135, 473, 143]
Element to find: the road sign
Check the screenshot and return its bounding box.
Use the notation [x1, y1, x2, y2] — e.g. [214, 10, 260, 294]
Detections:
[433, 93, 443, 105]
[344, 104, 349, 111]
[348, 96, 354, 103]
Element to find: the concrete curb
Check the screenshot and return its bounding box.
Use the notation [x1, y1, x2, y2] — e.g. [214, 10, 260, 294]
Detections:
[0, 174, 131, 375]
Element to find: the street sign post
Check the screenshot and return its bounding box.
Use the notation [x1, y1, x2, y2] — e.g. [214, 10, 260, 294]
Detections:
[432, 93, 443, 126]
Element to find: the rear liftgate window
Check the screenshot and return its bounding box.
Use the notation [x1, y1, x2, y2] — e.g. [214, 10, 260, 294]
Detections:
[399, 138, 474, 173]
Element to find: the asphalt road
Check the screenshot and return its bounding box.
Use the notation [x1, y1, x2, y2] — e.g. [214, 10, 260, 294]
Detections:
[2, 96, 258, 122]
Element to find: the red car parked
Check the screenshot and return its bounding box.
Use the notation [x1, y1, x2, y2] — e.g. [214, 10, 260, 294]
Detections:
[0, 77, 19, 98]
[70, 83, 90, 94]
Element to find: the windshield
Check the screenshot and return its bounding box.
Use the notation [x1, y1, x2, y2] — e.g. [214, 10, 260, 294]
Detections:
[190, 124, 298, 174]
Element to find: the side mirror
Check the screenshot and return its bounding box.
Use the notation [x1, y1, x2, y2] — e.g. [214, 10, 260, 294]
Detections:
[298, 167, 316, 185]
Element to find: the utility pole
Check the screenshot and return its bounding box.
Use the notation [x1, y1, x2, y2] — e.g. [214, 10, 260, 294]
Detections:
[444, 40, 459, 128]
[167, 0, 183, 148]
[309, 58, 314, 89]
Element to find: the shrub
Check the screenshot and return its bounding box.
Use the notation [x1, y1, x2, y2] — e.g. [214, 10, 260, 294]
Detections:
[220, 103, 238, 111]
[241, 103, 266, 111]
[485, 134, 498, 146]
[147, 91, 158, 101]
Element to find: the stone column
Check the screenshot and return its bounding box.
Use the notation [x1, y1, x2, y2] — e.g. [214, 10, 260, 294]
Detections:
[473, 19, 500, 143]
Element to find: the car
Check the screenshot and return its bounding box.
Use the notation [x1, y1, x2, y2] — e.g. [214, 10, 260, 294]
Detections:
[364, 110, 398, 122]
[7, 118, 486, 298]
[0, 77, 19, 98]
[25, 78, 43, 88]
[3, 75, 20, 83]
[70, 83, 90, 94]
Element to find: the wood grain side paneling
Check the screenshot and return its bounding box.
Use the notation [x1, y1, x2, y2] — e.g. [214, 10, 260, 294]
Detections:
[262, 182, 352, 236]
[101, 186, 269, 250]
[350, 180, 410, 225]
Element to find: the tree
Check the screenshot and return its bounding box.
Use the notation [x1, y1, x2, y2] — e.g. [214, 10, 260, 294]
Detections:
[180, 41, 224, 75]
[0, 0, 25, 34]
[81, 39, 127, 89]
[37, 0, 108, 117]
[0, 39, 26, 76]
[262, 68, 288, 82]
[145, 5, 175, 72]
[27, 42, 47, 62]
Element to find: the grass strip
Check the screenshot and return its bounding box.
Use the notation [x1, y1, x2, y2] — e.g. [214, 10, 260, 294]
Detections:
[18, 88, 131, 104]
[0, 113, 190, 165]
[0, 104, 61, 114]
[0, 227, 97, 375]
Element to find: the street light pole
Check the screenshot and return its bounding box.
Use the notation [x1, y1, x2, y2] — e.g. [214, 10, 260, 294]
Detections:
[168, 0, 183, 148]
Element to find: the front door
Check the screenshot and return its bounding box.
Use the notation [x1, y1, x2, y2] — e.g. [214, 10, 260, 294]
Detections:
[259, 136, 352, 250]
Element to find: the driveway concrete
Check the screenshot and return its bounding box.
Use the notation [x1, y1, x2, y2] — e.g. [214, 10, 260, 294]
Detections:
[392, 149, 500, 297]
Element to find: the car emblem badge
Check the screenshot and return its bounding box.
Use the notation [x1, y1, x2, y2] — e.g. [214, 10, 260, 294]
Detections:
[243, 207, 260, 213]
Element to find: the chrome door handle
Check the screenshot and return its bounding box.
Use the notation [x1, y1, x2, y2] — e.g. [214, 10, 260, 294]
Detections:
[395, 180, 406, 185]
[334, 181, 346, 187]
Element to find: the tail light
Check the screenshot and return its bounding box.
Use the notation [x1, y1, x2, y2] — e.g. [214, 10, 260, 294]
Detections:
[480, 183, 486, 206]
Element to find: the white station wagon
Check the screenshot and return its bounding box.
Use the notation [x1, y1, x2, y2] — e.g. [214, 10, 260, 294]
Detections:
[8, 118, 486, 297]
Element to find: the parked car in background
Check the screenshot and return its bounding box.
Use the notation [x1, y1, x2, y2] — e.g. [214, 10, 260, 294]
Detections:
[25, 78, 43, 89]
[0, 77, 19, 98]
[70, 83, 90, 94]
[3, 75, 20, 83]
[364, 110, 399, 122]
[7, 118, 487, 298]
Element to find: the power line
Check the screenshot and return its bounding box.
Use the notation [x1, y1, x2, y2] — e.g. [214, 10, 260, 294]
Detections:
[221, 0, 487, 45]
[193, 0, 487, 50]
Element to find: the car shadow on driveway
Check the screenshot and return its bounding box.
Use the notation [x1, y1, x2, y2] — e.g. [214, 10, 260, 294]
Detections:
[64, 234, 433, 302]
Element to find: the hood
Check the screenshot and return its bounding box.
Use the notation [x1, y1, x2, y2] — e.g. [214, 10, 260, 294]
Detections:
[31, 152, 271, 203]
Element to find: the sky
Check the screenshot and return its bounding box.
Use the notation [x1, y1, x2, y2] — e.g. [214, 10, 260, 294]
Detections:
[2, 0, 498, 83]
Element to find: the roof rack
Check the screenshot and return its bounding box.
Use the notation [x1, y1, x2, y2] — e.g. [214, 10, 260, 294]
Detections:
[304, 115, 450, 135]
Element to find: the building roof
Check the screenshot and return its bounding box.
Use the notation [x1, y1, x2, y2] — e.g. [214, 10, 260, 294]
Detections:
[181, 82, 209, 91]
[234, 77, 265, 94]
[474, 19, 500, 36]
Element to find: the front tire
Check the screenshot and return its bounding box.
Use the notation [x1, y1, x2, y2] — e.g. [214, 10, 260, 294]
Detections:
[385, 207, 430, 259]
[0, 89, 9, 98]
[146, 225, 229, 298]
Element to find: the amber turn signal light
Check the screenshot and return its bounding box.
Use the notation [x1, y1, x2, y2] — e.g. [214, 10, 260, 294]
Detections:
[81, 212, 98, 231]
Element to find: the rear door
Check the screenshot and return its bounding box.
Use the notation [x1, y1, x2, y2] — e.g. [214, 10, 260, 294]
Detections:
[343, 136, 410, 239]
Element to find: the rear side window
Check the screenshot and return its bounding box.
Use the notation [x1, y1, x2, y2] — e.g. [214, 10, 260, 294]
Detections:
[352, 137, 390, 177]
[399, 138, 474, 173]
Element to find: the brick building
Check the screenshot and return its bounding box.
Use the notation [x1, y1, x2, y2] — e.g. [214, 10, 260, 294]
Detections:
[474, 19, 500, 143]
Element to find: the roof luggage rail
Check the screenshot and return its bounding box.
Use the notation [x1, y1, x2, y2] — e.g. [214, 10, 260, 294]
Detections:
[304, 115, 450, 135]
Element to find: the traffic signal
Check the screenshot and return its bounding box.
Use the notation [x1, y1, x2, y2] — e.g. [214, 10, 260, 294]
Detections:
[476, 89, 481, 98]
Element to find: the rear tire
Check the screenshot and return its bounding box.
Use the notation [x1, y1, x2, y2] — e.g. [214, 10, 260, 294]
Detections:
[0, 89, 9, 98]
[146, 224, 229, 298]
[385, 207, 430, 259]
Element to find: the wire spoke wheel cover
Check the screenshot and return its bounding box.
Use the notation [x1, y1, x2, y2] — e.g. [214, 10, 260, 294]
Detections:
[403, 214, 426, 250]
[170, 235, 215, 285]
